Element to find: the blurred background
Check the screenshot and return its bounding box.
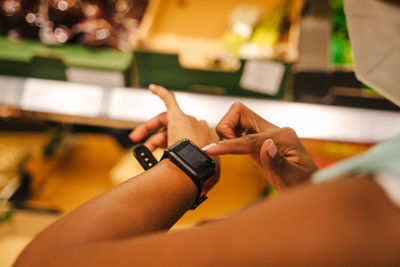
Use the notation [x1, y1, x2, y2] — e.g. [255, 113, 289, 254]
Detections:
[0, 0, 399, 266]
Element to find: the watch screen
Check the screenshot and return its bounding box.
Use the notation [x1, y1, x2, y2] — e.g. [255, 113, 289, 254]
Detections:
[175, 143, 208, 169]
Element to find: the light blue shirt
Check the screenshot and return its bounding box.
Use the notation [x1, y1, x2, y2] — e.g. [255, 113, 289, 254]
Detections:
[313, 133, 400, 183]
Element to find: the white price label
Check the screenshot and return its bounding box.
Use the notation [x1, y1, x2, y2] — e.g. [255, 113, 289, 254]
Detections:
[66, 67, 125, 87]
[240, 60, 285, 96]
[21, 79, 103, 117]
[108, 88, 165, 121]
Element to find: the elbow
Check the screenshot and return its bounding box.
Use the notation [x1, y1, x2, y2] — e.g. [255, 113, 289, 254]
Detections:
[14, 249, 45, 267]
[13, 243, 63, 267]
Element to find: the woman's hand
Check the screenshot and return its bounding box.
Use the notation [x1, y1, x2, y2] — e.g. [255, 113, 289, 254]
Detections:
[129, 85, 218, 150]
[203, 102, 317, 191]
[128, 85, 220, 192]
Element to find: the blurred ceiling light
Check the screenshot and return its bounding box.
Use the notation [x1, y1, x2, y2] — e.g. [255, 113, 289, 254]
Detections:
[83, 3, 99, 18]
[54, 26, 71, 44]
[116, 0, 132, 14]
[95, 28, 109, 40]
[3, 0, 21, 16]
[57, 0, 69, 11]
[25, 12, 36, 24]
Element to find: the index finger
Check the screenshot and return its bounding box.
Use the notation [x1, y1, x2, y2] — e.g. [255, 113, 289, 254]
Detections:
[149, 84, 183, 114]
[216, 102, 277, 140]
[202, 133, 268, 155]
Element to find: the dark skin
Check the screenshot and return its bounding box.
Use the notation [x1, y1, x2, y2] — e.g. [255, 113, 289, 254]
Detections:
[203, 102, 318, 190]
[14, 86, 400, 266]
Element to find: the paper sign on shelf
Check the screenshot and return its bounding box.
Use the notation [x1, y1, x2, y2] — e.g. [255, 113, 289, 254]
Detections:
[107, 88, 165, 121]
[66, 67, 125, 87]
[20, 78, 103, 117]
[240, 60, 285, 95]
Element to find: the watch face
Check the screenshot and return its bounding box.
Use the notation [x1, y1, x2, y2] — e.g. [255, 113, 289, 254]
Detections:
[171, 139, 215, 180]
[168, 139, 214, 210]
[175, 143, 209, 169]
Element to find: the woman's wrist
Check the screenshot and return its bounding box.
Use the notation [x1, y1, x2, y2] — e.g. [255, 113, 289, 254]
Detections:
[158, 151, 219, 208]
[158, 159, 198, 209]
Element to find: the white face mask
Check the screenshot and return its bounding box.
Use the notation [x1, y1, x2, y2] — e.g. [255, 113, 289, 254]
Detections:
[344, 0, 400, 106]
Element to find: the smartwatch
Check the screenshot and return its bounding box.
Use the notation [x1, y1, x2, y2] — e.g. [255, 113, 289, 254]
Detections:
[133, 139, 216, 209]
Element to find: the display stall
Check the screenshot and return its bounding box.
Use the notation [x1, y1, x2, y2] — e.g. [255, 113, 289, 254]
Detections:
[0, 1, 399, 265]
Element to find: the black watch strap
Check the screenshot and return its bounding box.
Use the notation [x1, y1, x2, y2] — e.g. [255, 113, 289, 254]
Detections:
[133, 145, 159, 170]
[161, 149, 205, 210]
[133, 141, 211, 210]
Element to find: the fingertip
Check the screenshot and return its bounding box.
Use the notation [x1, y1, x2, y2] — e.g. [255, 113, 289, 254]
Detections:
[259, 139, 271, 166]
[149, 86, 182, 114]
[148, 84, 166, 98]
[128, 131, 138, 141]
[144, 142, 154, 152]
[129, 125, 149, 143]
[266, 139, 278, 158]
[149, 84, 167, 95]
[216, 125, 237, 140]
[203, 138, 253, 156]
[262, 139, 277, 158]
[202, 143, 217, 152]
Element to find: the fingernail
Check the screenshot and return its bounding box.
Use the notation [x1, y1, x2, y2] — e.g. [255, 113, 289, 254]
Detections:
[149, 84, 156, 90]
[202, 143, 217, 151]
[267, 139, 277, 158]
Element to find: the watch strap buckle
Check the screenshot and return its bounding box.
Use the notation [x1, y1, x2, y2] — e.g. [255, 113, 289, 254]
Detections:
[190, 195, 208, 210]
[133, 144, 159, 170]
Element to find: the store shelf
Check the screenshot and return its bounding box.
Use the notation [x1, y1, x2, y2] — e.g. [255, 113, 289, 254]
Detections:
[1, 75, 399, 143]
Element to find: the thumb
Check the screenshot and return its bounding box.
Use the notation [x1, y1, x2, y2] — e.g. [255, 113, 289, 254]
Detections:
[259, 139, 289, 179]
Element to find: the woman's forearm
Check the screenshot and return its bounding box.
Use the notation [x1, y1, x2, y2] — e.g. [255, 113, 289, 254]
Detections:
[15, 159, 197, 266]
[14, 175, 400, 267]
